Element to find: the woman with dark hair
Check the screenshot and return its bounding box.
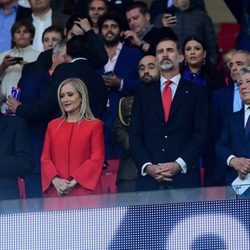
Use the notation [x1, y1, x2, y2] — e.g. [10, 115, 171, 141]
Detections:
[181, 36, 225, 91]
[41, 78, 105, 197]
[0, 20, 39, 111]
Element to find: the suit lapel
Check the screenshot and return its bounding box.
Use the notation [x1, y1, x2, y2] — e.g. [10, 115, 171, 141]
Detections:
[149, 81, 164, 120]
[235, 109, 246, 141]
[169, 78, 190, 119]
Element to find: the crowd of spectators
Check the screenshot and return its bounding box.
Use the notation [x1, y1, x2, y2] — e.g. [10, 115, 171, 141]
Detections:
[0, 0, 249, 199]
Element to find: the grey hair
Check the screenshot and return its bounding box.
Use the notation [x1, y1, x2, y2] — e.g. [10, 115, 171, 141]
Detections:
[238, 66, 250, 83]
[234, 50, 250, 66]
[52, 39, 66, 55]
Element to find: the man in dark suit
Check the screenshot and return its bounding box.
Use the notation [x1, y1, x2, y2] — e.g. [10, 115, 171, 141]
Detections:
[30, 16, 108, 75]
[13, 40, 67, 198]
[129, 37, 208, 191]
[216, 67, 250, 187]
[7, 35, 107, 121]
[97, 11, 143, 158]
[0, 112, 34, 200]
[211, 51, 250, 183]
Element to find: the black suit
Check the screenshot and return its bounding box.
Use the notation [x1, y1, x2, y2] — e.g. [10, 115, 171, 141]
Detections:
[0, 114, 34, 199]
[129, 78, 209, 190]
[16, 59, 107, 120]
[216, 108, 250, 184]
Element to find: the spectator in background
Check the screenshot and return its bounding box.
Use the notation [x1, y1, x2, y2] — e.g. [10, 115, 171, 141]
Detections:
[0, 0, 31, 53]
[74, 0, 133, 19]
[113, 55, 160, 192]
[181, 36, 225, 92]
[124, 1, 177, 55]
[87, 0, 108, 34]
[0, 90, 34, 200]
[224, 0, 250, 51]
[27, 0, 68, 51]
[222, 49, 236, 86]
[216, 67, 250, 197]
[31, 16, 108, 74]
[0, 19, 39, 111]
[97, 11, 143, 159]
[150, 0, 206, 24]
[160, 0, 219, 65]
[17, 40, 67, 198]
[41, 78, 104, 197]
[7, 35, 107, 121]
[42, 24, 64, 51]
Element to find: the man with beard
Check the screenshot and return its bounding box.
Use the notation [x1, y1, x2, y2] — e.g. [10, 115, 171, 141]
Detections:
[112, 55, 160, 192]
[97, 11, 143, 159]
[129, 37, 209, 191]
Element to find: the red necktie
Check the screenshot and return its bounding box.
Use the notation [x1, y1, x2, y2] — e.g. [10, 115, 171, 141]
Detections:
[162, 80, 172, 122]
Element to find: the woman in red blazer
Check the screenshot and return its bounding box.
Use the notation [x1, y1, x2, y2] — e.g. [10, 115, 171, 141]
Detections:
[41, 78, 105, 197]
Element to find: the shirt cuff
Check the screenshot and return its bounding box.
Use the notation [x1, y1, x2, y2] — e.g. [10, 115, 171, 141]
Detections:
[176, 157, 187, 174]
[141, 162, 152, 176]
[227, 155, 236, 166]
[119, 79, 124, 91]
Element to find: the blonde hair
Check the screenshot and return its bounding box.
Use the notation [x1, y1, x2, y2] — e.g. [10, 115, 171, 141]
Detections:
[57, 78, 95, 121]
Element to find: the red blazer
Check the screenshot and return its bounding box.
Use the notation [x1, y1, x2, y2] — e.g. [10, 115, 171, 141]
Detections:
[41, 118, 104, 197]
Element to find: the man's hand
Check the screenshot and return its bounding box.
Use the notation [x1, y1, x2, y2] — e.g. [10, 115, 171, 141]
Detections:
[74, 18, 92, 33]
[229, 157, 250, 180]
[6, 95, 21, 114]
[155, 162, 181, 182]
[145, 164, 165, 180]
[162, 14, 177, 28]
[102, 73, 121, 89]
[123, 30, 142, 47]
[0, 55, 16, 72]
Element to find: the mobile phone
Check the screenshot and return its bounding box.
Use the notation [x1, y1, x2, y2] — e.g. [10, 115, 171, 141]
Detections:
[102, 71, 113, 78]
[14, 57, 23, 64]
[164, 7, 175, 16]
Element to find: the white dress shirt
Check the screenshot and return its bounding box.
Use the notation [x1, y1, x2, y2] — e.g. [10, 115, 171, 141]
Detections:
[32, 9, 52, 52]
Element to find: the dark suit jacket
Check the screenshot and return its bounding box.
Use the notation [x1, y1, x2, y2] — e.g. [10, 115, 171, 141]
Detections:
[35, 30, 108, 73]
[18, 69, 51, 175]
[211, 81, 234, 143]
[98, 45, 143, 120]
[16, 59, 107, 120]
[129, 78, 209, 190]
[0, 114, 34, 199]
[216, 109, 250, 184]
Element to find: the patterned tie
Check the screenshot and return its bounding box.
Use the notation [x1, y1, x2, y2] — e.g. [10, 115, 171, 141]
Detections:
[162, 80, 172, 122]
[245, 109, 250, 137]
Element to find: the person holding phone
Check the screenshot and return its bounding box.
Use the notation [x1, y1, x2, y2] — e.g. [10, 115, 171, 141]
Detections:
[0, 19, 39, 110]
[159, 0, 219, 66]
[97, 11, 143, 159]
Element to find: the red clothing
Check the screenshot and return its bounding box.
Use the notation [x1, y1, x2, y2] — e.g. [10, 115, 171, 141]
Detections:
[41, 118, 104, 197]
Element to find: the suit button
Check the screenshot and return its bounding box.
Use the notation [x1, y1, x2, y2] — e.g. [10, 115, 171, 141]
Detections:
[162, 149, 165, 152]
[164, 135, 168, 139]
